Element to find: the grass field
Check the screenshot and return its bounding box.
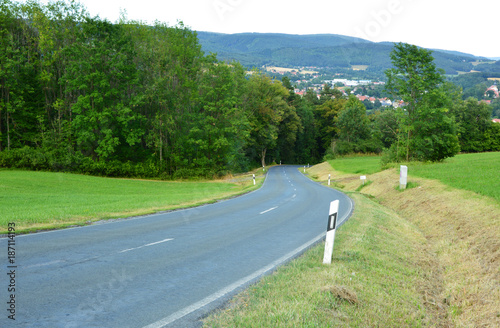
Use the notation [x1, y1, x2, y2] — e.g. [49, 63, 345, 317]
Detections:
[351, 65, 368, 71]
[264, 66, 319, 74]
[327, 155, 382, 175]
[0, 170, 261, 234]
[408, 152, 500, 202]
[328, 152, 500, 202]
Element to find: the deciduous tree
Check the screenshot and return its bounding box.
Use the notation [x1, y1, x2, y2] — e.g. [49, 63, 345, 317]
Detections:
[385, 43, 459, 161]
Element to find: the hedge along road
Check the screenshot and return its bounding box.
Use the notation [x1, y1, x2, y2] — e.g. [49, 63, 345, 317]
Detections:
[1, 165, 353, 328]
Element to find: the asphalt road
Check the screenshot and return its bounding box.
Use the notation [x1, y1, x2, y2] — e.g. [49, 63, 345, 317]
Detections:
[1, 165, 352, 328]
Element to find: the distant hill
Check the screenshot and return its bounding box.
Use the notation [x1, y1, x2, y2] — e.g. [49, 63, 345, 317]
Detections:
[430, 48, 488, 60]
[197, 32, 499, 76]
[197, 32, 370, 53]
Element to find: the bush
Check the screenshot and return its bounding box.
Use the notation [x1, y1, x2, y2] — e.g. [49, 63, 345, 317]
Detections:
[173, 167, 215, 180]
[0, 146, 199, 180]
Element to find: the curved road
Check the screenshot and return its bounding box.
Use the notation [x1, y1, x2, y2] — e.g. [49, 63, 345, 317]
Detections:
[2, 166, 352, 328]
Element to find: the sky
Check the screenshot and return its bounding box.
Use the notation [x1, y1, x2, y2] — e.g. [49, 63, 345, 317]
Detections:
[29, 0, 500, 58]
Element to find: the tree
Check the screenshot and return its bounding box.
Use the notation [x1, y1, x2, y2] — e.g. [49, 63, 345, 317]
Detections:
[315, 97, 345, 154]
[337, 96, 369, 144]
[275, 76, 303, 163]
[451, 98, 493, 152]
[65, 18, 143, 161]
[195, 58, 250, 172]
[244, 72, 288, 167]
[335, 96, 378, 154]
[371, 109, 399, 149]
[385, 43, 459, 162]
[293, 100, 317, 163]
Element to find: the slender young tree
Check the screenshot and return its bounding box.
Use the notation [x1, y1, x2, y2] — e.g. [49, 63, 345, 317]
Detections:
[385, 43, 459, 161]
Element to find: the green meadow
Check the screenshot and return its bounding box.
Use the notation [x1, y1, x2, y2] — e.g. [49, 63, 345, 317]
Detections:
[0, 170, 259, 233]
[328, 152, 500, 202]
[327, 155, 382, 175]
[408, 152, 500, 202]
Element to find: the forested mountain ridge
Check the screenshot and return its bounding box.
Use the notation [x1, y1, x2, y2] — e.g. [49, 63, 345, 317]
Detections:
[197, 32, 499, 75]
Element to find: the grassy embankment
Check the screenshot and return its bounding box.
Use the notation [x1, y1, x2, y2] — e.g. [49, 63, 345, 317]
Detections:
[0, 168, 266, 234]
[205, 153, 500, 327]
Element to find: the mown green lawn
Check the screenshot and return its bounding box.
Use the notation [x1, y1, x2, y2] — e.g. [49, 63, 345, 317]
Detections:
[0, 170, 258, 233]
[328, 152, 500, 203]
[328, 155, 382, 175]
[408, 152, 500, 202]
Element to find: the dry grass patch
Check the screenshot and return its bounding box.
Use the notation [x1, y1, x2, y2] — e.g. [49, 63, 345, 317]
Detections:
[351, 65, 369, 70]
[321, 285, 358, 304]
[323, 164, 500, 327]
[362, 169, 500, 327]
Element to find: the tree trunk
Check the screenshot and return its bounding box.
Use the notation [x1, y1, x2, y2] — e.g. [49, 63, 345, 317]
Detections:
[261, 147, 267, 167]
[406, 130, 410, 162]
[0, 107, 2, 152]
[7, 111, 10, 151]
[159, 122, 163, 162]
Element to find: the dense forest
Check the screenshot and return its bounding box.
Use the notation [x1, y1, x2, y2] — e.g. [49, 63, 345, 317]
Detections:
[1, 0, 499, 179]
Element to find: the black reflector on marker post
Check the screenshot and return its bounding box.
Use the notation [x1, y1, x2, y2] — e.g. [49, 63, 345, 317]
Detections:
[327, 212, 337, 232]
[323, 200, 339, 264]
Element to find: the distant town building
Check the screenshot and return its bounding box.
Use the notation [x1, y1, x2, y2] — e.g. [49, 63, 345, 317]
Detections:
[485, 84, 499, 98]
[380, 99, 392, 107]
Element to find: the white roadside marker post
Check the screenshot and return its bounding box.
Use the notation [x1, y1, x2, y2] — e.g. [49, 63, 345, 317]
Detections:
[253, 174, 256, 186]
[328, 174, 331, 186]
[263, 165, 265, 171]
[323, 200, 339, 264]
[304, 166, 306, 173]
[360, 175, 366, 185]
[400, 165, 408, 190]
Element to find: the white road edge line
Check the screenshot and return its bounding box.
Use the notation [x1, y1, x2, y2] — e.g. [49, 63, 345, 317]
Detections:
[142, 231, 326, 328]
[119, 238, 173, 254]
[259, 206, 278, 215]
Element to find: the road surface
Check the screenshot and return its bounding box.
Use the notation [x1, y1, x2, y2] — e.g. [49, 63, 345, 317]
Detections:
[1, 165, 352, 328]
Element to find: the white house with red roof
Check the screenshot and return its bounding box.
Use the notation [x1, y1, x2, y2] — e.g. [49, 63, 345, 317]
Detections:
[485, 84, 499, 98]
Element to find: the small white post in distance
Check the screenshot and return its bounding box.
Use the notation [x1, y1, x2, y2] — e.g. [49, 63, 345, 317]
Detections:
[253, 174, 256, 185]
[400, 165, 408, 189]
[360, 175, 367, 185]
[263, 165, 265, 171]
[304, 166, 306, 173]
[323, 200, 339, 264]
[328, 174, 331, 186]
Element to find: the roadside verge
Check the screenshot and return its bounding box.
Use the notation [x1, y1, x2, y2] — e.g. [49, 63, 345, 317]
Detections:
[204, 162, 500, 327]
